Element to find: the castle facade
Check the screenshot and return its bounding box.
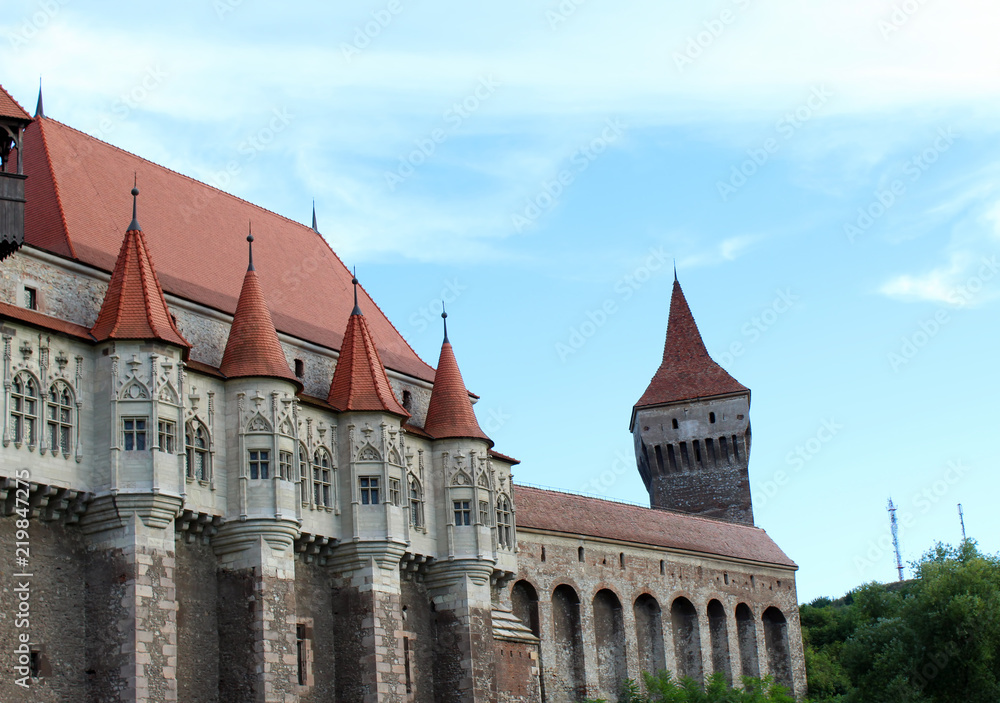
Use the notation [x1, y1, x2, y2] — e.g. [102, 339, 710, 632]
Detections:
[0, 83, 804, 703]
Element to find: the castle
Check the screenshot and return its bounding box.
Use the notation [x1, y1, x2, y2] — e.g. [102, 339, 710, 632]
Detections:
[0, 83, 805, 702]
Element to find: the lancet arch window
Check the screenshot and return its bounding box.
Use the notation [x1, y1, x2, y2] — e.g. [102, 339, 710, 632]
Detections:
[409, 477, 424, 529]
[496, 495, 513, 549]
[299, 442, 310, 505]
[46, 381, 74, 455]
[313, 447, 333, 508]
[10, 371, 39, 445]
[185, 420, 211, 481]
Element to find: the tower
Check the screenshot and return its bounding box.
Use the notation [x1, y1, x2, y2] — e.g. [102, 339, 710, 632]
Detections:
[630, 275, 754, 525]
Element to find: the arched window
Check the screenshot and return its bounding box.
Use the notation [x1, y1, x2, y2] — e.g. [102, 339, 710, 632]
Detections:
[496, 496, 513, 549]
[47, 381, 73, 455]
[299, 442, 310, 505]
[10, 372, 39, 445]
[312, 448, 332, 508]
[409, 478, 423, 528]
[185, 420, 210, 481]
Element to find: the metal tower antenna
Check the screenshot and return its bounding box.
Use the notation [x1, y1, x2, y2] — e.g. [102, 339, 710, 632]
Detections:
[887, 498, 904, 581]
[958, 503, 967, 541]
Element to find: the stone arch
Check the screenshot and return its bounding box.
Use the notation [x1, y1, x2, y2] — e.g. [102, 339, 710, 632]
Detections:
[551, 584, 585, 702]
[707, 599, 732, 684]
[670, 596, 703, 682]
[592, 589, 627, 699]
[735, 603, 759, 678]
[633, 593, 666, 677]
[511, 580, 540, 637]
[762, 607, 793, 693]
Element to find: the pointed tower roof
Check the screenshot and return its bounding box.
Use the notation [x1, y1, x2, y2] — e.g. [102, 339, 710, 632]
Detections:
[327, 276, 409, 417]
[34, 80, 43, 119]
[90, 186, 190, 352]
[0, 84, 31, 122]
[632, 278, 748, 422]
[219, 229, 298, 385]
[311, 200, 319, 233]
[423, 310, 491, 444]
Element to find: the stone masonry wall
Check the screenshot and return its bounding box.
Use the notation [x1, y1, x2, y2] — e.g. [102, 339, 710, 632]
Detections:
[494, 640, 540, 703]
[175, 538, 220, 703]
[295, 559, 337, 703]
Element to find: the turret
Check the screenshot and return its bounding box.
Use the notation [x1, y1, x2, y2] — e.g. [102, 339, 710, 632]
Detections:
[0, 83, 31, 261]
[631, 274, 754, 525]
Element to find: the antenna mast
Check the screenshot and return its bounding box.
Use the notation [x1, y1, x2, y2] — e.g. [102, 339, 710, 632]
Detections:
[958, 504, 967, 541]
[887, 498, 904, 581]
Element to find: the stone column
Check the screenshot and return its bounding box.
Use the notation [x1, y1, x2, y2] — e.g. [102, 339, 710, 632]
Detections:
[213, 519, 300, 703]
[328, 542, 408, 703]
[81, 493, 183, 703]
[425, 561, 496, 703]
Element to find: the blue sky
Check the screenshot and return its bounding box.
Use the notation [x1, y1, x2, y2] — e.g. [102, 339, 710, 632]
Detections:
[4, 0, 999, 603]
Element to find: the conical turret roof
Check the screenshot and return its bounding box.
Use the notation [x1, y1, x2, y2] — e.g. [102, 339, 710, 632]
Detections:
[90, 187, 190, 353]
[219, 233, 297, 384]
[633, 278, 747, 418]
[327, 279, 409, 417]
[423, 314, 490, 443]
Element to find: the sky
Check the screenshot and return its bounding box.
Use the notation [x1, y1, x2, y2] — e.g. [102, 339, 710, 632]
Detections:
[3, 0, 1000, 604]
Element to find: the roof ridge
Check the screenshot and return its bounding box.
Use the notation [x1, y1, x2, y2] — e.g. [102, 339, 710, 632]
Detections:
[513, 483, 770, 532]
[42, 116, 434, 380]
[0, 84, 32, 121]
[34, 119, 76, 259]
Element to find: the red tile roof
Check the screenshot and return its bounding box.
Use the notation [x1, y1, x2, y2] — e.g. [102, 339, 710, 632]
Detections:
[0, 85, 31, 122]
[21, 117, 435, 383]
[219, 244, 298, 385]
[489, 449, 520, 465]
[327, 307, 409, 417]
[423, 339, 490, 443]
[90, 202, 191, 352]
[0, 301, 94, 340]
[633, 279, 747, 422]
[514, 485, 795, 567]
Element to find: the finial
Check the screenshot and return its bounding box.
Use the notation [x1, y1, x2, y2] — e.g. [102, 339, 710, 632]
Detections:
[351, 267, 361, 316]
[311, 200, 319, 233]
[442, 301, 449, 343]
[247, 222, 255, 271]
[127, 179, 141, 232]
[35, 78, 44, 118]
[673, 259, 678, 283]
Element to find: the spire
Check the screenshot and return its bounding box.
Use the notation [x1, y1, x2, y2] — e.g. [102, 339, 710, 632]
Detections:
[34, 78, 43, 119]
[632, 277, 747, 417]
[327, 280, 409, 416]
[219, 230, 297, 384]
[423, 312, 491, 443]
[247, 222, 254, 271]
[90, 186, 190, 352]
[311, 200, 318, 233]
[442, 302, 449, 343]
[351, 268, 361, 316]
[127, 178, 140, 232]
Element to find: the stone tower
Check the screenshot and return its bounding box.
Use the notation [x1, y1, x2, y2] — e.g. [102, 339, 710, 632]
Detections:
[630, 275, 754, 525]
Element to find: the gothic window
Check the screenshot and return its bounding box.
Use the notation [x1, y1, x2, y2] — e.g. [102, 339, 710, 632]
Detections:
[122, 417, 147, 451]
[409, 478, 423, 528]
[453, 500, 471, 526]
[46, 381, 73, 455]
[313, 448, 332, 508]
[10, 372, 39, 445]
[279, 450, 293, 481]
[299, 442, 310, 505]
[249, 449, 270, 479]
[360, 476, 379, 505]
[158, 420, 176, 453]
[496, 496, 513, 549]
[185, 421, 210, 481]
[389, 478, 401, 506]
[479, 500, 490, 526]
